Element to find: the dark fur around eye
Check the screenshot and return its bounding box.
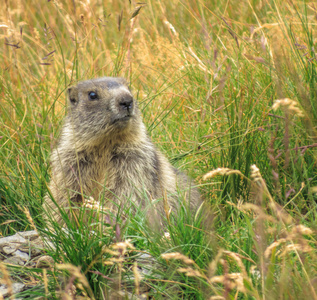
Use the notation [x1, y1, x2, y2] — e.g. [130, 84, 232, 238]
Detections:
[70, 98, 76, 104]
[88, 91, 98, 100]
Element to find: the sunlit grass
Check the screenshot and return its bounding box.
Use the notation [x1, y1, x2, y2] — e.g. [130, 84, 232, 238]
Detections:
[0, 0, 317, 299]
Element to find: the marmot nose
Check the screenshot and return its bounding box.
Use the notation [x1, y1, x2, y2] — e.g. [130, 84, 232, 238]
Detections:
[118, 94, 133, 112]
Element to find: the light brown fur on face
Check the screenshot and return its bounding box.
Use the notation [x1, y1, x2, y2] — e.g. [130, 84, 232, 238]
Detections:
[44, 77, 202, 225]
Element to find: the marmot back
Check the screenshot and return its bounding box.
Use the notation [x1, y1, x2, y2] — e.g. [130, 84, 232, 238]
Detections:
[44, 77, 202, 224]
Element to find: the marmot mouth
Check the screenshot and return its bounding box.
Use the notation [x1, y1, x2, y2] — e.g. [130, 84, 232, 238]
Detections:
[111, 115, 132, 125]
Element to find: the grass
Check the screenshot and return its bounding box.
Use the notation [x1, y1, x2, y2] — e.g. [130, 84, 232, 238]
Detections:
[1, 0, 317, 299]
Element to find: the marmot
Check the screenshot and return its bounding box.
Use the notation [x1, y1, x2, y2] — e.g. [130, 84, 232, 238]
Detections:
[44, 77, 202, 225]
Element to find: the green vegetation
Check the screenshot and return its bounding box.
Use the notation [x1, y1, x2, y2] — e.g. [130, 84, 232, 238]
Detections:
[1, 0, 316, 299]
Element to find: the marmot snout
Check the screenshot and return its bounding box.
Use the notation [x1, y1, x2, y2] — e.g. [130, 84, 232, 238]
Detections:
[44, 77, 202, 224]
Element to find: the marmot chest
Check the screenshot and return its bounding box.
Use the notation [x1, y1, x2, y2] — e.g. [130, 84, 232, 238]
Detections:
[81, 146, 158, 195]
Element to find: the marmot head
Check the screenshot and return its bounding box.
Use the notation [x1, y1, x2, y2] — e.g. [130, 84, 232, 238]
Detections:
[66, 77, 143, 145]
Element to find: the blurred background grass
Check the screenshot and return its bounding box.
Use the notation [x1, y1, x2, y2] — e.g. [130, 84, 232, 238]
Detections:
[0, 0, 317, 299]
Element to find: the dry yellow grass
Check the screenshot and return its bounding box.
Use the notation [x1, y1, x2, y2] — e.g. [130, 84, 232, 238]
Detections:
[1, 0, 317, 299]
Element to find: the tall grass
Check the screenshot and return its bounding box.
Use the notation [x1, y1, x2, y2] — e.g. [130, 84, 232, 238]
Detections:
[0, 0, 316, 299]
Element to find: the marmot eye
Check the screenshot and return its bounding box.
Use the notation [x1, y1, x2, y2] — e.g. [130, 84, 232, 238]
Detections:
[88, 91, 98, 100]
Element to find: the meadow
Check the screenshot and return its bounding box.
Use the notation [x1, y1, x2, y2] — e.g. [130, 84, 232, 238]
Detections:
[0, 0, 317, 299]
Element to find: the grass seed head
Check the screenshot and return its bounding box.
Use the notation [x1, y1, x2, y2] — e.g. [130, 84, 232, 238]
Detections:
[83, 197, 103, 211]
[177, 267, 203, 278]
[112, 239, 135, 255]
[291, 224, 313, 236]
[20, 206, 37, 231]
[161, 252, 195, 264]
[104, 249, 120, 256]
[56, 264, 89, 288]
[133, 262, 142, 295]
[264, 239, 287, 258]
[103, 261, 114, 266]
[250, 164, 262, 183]
[282, 243, 313, 256]
[210, 273, 246, 293]
[224, 251, 247, 277]
[0, 263, 12, 296]
[203, 168, 243, 180]
[272, 98, 304, 117]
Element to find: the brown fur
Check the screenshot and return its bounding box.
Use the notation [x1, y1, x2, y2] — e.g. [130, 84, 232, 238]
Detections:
[44, 77, 202, 224]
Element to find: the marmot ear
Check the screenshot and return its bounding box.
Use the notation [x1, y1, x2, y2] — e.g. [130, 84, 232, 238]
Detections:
[68, 86, 78, 105]
[117, 77, 129, 87]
